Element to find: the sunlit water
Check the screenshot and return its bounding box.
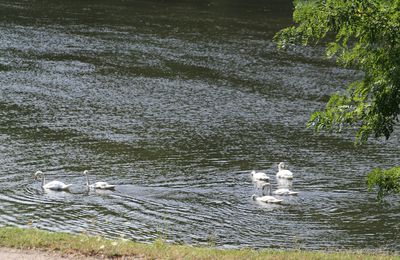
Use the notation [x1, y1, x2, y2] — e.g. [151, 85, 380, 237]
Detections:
[0, 0, 399, 251]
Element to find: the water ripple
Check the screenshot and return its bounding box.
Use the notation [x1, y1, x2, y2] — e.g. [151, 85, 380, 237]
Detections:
[0, 0, 399, 252]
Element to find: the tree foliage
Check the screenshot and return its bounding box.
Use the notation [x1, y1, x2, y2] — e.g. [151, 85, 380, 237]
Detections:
[274, 0, 400, 199]
[367, 166, 400, 201]
[274, 0, 400, 142]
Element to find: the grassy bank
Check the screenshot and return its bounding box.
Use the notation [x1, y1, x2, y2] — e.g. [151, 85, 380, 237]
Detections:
[0, 227, 397, 259]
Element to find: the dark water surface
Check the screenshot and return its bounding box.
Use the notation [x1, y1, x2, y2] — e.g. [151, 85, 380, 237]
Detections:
[0, 0, 399, 251]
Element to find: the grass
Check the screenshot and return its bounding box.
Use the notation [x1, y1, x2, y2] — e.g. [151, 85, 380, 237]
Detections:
[0, 226, 398, 259]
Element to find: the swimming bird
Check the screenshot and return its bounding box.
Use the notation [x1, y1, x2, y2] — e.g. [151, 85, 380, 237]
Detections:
[252, 183, 283, 204]
[250, 170, 270, 182]
[251, 194, 282, 204]
[34, 171, 72, 191]
[276, 162, 294, 179]
[83, 170, 115, 190]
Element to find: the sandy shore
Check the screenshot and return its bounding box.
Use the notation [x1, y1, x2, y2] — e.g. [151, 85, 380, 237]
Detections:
[0, 247, 103, 260]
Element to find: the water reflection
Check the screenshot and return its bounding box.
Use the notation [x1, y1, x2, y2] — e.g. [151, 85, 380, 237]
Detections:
[277, 178, 293, 189]
[0, 0, 399, 252]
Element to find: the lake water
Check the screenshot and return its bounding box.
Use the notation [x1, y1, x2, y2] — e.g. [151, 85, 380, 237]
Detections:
[0, 0, 399, 252]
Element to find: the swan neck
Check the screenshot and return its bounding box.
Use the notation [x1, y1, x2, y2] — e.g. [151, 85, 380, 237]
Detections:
[85, 173, 91, 186]
[263, 185, 272, 195]
[41, 173, 45, 187]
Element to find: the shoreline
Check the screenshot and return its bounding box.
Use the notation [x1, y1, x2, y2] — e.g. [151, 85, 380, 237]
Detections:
[0, 227, 398, 259]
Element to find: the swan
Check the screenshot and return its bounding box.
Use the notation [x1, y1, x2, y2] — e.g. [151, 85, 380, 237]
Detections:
[252, 183, 282, 204]
[250, 170, 270, 182]
[276, 162, 294, 179]
[251, 194, 282, 204]
[83, 170, 115, 190]
[273, 188, 298, 196]
[34, 171, 72, 191]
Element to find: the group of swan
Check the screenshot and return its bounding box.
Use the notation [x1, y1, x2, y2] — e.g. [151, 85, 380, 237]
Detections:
[252, 183, 283, 204]
[251, 162, 293, 182]
[251, 162, 297, 204]
[34, 170, 115, 191]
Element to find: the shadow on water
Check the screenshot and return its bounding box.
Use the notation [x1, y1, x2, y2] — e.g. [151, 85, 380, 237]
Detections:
[0, 0, 399, 252]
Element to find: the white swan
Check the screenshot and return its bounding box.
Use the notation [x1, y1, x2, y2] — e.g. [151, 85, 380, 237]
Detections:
[83, 170, 115, 190]
[34, 171, 72, 191]
[273, 188, 298, 196]
[250, 170, 270, 182]
[276, 162, 294, 179]
[252, 194, 282, 204]
[252, 183, 282, 204]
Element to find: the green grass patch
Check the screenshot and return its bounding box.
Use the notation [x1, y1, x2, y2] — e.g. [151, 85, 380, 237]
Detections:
[0, 226, 398, 259]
